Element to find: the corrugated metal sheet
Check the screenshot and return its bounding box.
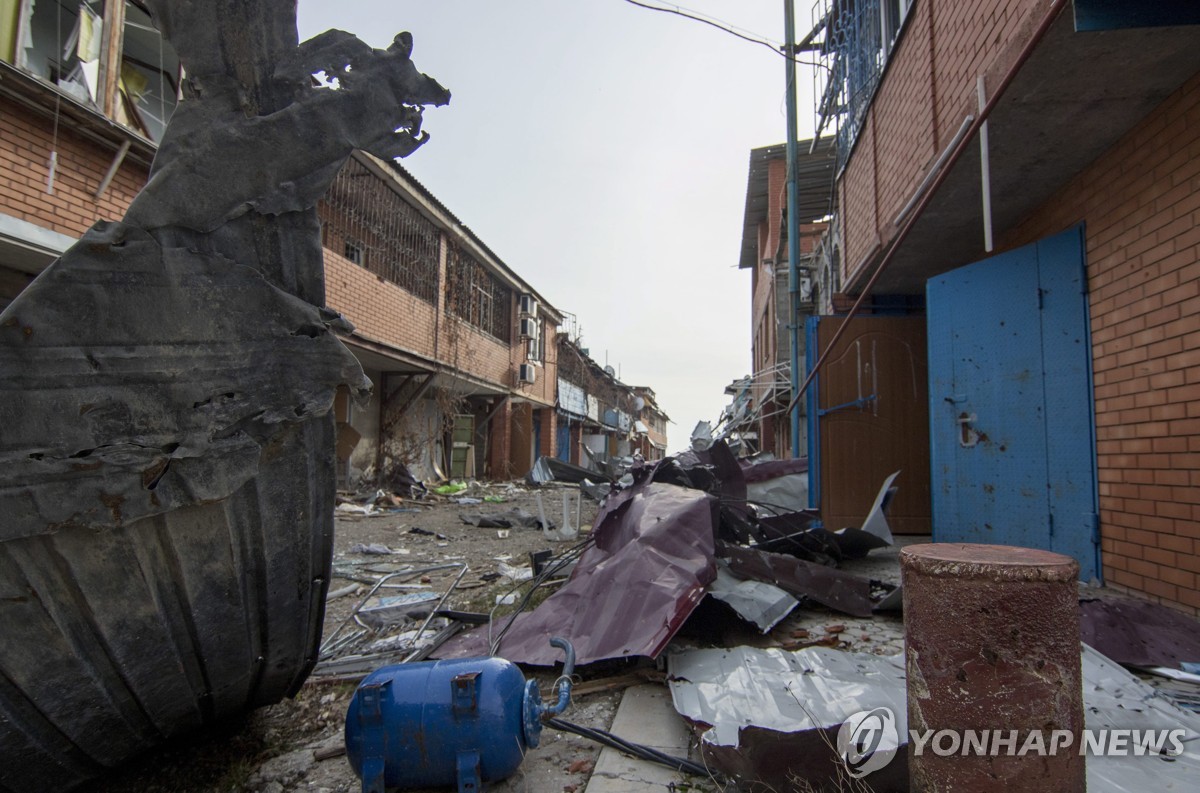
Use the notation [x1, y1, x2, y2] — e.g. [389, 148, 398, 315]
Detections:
[667, 644, 1200, 793]
[557, 377, 587, 418]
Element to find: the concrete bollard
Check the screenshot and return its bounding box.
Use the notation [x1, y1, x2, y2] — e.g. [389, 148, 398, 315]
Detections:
[901, 543, 1083, 792]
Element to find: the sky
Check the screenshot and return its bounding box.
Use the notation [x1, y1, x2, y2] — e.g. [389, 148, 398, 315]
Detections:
[297, 1, 820, 452]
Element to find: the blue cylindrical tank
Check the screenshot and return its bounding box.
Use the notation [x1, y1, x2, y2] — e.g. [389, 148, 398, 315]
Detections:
[345, 654, 543, 791]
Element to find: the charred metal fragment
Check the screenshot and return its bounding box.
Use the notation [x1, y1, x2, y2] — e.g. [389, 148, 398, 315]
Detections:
[0, 1, 447, 789]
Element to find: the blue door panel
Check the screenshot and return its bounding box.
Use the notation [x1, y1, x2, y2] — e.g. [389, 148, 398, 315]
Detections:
[927, 226, 1099, 580]
[1035, 227, 1100, 572]
[556, 421, 570, 461]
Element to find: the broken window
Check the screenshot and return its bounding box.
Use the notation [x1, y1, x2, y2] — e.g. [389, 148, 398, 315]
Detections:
[445, 242, 512, 342]
[318, 157, 440, 303]
[118, 1, 180, 143]
[5, 1, 179, 141]
[16, 0, 104, 101]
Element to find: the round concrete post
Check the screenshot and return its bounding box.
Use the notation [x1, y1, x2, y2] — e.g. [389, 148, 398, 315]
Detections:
[901, 543, 1083, 792]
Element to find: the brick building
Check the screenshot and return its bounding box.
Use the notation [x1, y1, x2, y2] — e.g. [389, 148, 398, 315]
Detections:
[554, 336, 667, 468]
[630, 386, 669, 460]
[804, 0, 1200, 609]
[737, 143, 833, 458]
[0, 1, 652, 485]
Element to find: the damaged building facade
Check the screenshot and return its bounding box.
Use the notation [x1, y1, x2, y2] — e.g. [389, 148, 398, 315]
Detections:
[0, 1, 663, 486]
[765, 0, 1200, 609]
[317, 154, 565, 484]
[736, 141, 833, 458]
[554, 336, 669, 469]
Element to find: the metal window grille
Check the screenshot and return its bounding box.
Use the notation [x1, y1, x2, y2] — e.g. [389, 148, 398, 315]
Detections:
[318, 158, 440, 303]
[813, 0, 910, 172]
[446, 242, 512, 342]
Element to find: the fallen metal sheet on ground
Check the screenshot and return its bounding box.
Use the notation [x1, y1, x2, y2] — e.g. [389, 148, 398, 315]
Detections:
[1080, 597, 1200, 668]
[706, 566, 799, 633]
[527, 455, 607, 485]
[459, 508, 545, 529]
[1083, 644, 1200, 792]
[719, 543, 876, 617]
[436, 481, 718, 666]
[668, 646, 909, 792]
[666, 643, 1200, 793]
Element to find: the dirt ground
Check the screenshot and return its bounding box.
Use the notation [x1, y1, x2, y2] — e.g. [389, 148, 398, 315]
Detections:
[88, 480, 627, 793]
[84, 481, 914, 793]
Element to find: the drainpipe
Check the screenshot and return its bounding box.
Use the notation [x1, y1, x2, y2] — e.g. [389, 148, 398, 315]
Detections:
[784, 0, 802, 459]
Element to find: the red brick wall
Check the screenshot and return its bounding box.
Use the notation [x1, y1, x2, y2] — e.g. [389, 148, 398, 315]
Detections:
[1005, 72, 1200, 613]
[0, 99, 147, 237]
[325, 249, 439, 359]
[839, 0, 1043, 284]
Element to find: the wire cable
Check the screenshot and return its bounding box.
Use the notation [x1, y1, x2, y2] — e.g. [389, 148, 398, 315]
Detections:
[546, 717, 719, 780]
[620, 0, 822, 67]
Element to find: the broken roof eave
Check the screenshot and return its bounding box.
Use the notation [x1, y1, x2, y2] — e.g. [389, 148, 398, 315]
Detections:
[737, 138, 837, 271]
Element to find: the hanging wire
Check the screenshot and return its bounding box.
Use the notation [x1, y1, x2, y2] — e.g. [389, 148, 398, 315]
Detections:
[620, 0, 823, 67]
[47, 0, 65, 194]
[157, 15, 166, 141]
[487, 532, 596, 655]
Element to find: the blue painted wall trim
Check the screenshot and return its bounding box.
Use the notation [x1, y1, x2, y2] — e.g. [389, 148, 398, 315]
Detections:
[1075, 0, 1200, 31]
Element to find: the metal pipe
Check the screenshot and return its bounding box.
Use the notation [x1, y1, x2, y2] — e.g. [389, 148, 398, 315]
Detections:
[892, 114, 974, 227]
[786, 0, 1071, 417]
[542, 636, 576, 717]
[978, 75, 994, 252]
[93, 140, 132, 200]
[784, 0, 803, 459]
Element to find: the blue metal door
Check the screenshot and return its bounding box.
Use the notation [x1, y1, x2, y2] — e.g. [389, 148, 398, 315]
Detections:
[556, 420, 570, 461]
[927, 226, 1099, 580]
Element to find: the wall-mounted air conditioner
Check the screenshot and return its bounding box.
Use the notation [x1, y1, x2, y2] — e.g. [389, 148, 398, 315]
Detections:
[519, 294, 539, 317]
[518, 363, 536, 384]
[519, 317, 538, 338]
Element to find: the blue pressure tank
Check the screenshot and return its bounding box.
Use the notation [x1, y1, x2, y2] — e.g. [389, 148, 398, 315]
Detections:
[345, 637, 575, 793]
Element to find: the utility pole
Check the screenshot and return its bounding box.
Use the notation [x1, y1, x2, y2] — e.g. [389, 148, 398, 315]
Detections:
[784, 0, 802, 459]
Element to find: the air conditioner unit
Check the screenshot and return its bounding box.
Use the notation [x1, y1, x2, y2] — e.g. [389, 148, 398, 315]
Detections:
[518, 363, 536, 385]
[519, 317, 538, 338]
[519, 294, 539, 317]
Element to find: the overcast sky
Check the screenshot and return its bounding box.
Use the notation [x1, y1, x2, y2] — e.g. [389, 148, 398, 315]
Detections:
[297, 1, 819, 452]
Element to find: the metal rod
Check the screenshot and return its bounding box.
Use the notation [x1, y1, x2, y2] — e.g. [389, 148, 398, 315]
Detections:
[92, 139, 130, 201]
[892, 115, 974, 226]
[978, 75, 994, 252]
[786, 0, 1071, 417]
[784, 0, 803, 459]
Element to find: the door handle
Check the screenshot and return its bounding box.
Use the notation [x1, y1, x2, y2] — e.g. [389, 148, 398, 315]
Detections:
[957, 412, 980, 448]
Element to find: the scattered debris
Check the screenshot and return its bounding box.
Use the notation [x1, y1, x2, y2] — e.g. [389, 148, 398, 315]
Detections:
[347, 542, 397, 555]
[438, 479, 717, 665]
[668, 645, 909, 792]
[1080, 597, 1200, 669]
[706, 566, 799, 633]
[528, 455, 611, 486]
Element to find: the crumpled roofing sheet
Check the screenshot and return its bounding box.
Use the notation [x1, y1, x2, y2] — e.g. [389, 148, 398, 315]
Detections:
[669, 646, 908, 747]
[667, 644, 1200, 793]
[437, 481, 718, 666]
[1080, 597, 1200, 669]
[706, 566, 798, 633]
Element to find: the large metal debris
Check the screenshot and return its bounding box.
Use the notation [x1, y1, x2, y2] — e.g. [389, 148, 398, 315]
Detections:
[1080, 596, 1200, 669]
[0, 1, 447, 789]
[667, 644, 1200, 793]
[437, 478, 719, 666]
